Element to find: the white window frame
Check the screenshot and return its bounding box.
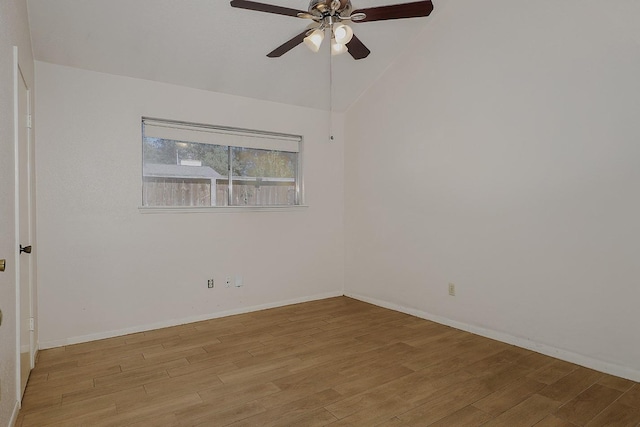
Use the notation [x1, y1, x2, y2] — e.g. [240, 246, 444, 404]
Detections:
[140, 117, 305, 211]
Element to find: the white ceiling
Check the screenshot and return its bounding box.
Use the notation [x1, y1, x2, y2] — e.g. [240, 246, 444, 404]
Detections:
[27, 0, 438, 111]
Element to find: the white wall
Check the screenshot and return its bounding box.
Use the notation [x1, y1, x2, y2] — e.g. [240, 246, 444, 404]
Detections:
[35, 62, 344, 348]
[345, 0, 640, 381]
[0, 0, 35, 423]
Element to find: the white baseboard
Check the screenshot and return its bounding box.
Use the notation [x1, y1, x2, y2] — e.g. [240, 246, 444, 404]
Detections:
[346, 292, 640, 382]
[37, 289, 640, 383]
[9, 400, 19, 427]
[39, 291, 343, 349]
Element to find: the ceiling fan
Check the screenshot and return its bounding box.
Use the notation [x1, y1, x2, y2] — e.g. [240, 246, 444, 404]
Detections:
[230, 0, 434, 60]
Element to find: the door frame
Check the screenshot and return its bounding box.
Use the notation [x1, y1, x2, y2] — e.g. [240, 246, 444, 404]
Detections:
[13, 45, 36, 403]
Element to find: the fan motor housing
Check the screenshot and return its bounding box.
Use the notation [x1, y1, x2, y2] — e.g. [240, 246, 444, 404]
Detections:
[308, 0, 352, 17]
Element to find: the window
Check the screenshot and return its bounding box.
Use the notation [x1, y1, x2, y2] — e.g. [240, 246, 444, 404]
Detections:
[142, 118, 302, 207]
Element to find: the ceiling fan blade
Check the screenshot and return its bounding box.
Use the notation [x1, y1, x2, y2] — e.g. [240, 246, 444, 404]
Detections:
[347, 34, 371, 60]
[353, 0, 433, 22]
[230, 0, 307, 18]
[267, 30, 308, 58]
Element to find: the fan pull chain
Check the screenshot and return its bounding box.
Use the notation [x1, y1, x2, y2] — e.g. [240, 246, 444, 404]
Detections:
[329, 27, 335, 142]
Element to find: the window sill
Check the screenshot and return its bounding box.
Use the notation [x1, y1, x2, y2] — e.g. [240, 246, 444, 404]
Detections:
[138, 205, 309, 214]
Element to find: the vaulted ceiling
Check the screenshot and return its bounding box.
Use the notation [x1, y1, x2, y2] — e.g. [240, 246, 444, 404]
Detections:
[27, 0, 438, 111]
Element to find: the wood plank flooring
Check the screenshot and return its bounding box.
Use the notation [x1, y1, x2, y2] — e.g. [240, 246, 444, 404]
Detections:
[16, 297, 640, 426]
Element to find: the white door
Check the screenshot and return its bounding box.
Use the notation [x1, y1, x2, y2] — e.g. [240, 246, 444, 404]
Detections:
[16, 59, 34, 399]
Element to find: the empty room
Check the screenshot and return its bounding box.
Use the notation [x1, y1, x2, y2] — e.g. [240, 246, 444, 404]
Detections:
[1, 0, 639, 426]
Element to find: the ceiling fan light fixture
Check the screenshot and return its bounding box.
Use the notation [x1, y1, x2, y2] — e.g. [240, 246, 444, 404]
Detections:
[333, 23, 353, 45]
[331, 39, 348, 55]
[303, 28, 324, 52]
[230, 0, 434, 60]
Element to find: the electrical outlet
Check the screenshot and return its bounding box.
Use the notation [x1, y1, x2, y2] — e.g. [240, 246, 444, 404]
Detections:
[225, 277, 232, 288]
[448, 283, 456, 296]
[234, 276, 243, 287]
[207, 279, 214, 289]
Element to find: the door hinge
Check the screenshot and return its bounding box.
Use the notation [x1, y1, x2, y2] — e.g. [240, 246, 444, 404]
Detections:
[29, 317, 35, 331]
[27, 114, 32, 129]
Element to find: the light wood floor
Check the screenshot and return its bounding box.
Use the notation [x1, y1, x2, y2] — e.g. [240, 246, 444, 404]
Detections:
[16, 297, 640, 426]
